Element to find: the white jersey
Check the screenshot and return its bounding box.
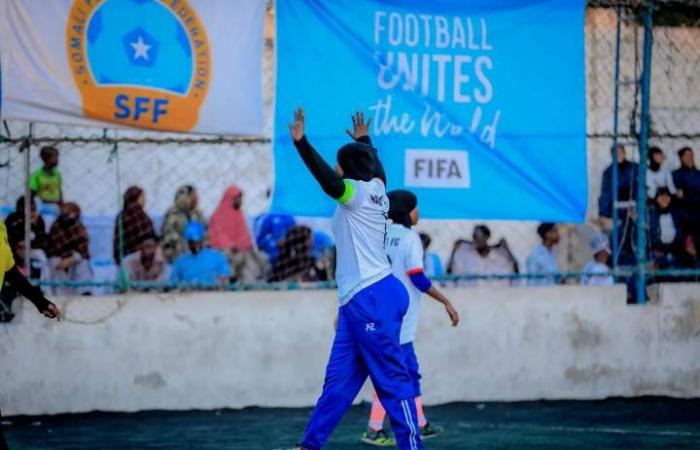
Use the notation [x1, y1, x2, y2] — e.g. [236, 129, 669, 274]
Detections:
[386, 223, 425, 344]
[331, 178, 392, 305]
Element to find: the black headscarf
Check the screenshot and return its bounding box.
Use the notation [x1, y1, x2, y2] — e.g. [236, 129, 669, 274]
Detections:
[337, 142, 386, 183]
[388, 190, 417, 229]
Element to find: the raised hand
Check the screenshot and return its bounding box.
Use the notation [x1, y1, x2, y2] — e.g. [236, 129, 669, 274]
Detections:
[289, 107, 305, 142]
[345, 111, 371, 141]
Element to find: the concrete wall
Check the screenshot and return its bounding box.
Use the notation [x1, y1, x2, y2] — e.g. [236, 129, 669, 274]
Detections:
[2, 283, 700, 416]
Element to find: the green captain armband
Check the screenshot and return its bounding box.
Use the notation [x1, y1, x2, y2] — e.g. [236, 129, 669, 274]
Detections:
[338, 179, 355, 205]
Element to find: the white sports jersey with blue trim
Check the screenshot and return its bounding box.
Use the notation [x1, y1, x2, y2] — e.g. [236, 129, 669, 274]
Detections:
[386, 223, 425, 344]
[331, 178, 392, 305]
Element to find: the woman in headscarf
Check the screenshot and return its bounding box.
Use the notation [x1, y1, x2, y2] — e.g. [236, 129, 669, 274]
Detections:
[113, 186, 155, 263]
[209, 186, 268, 282]
[361, 190, 459, 445]
[47, 202, 92, 295]
[161, 185, 206, 263]
[288, 109, 423, 450]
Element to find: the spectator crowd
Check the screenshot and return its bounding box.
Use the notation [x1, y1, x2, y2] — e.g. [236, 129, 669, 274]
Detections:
[2, 144, 699, 298]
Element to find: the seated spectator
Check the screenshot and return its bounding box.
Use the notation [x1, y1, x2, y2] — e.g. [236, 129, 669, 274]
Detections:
[420, 231, 444, 277]
[161, 185, 207, 263]
[447, 225, 518, 287]
[255, 212, 296, 264]
[312, 231, 334, 281]
[672, 147, 700, 258]
[269, 225, 318, 282]
[30, 146, 63, 206]
[209, 186, 268, 283]
[526, 223, 560, 286]
[8, 232, 49, 282]
[123, 235, 169, 285]
[113, 186, 155, 263]
[47, 202, 92, 295]
[648, 188, 686, 270]
[170, 222, 231, 288]
[647, 146, 676, 200]
[5, 196, 48, 254]
[581, 233, 614, 286]
[598, 144, 638, 220]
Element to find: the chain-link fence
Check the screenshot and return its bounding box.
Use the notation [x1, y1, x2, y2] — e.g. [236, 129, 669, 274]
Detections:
[1, 1, 699, 301]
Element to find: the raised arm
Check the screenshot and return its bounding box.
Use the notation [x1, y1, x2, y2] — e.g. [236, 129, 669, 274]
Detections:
[289, 108, 346, 200]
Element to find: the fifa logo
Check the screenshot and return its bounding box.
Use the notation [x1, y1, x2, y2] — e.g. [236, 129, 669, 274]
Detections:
[66, 0, 211, 132]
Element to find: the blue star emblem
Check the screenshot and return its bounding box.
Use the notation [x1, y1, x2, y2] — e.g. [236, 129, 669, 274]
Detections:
[122, 28, 159, 67]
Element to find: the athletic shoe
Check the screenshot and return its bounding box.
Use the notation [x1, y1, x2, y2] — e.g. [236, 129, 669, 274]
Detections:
[420, 422, 443, 439]
[361, 429, 397, 446]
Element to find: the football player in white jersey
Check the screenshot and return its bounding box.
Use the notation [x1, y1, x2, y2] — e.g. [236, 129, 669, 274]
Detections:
[362, 189, 459, 447]
[289, 109, 424, 450]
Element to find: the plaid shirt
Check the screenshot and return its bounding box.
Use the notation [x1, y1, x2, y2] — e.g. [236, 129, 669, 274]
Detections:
[114, 206, 155, 262]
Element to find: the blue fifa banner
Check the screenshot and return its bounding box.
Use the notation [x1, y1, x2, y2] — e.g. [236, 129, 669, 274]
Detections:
[0, 0, 265, 135]
[272, 0, 587, 221]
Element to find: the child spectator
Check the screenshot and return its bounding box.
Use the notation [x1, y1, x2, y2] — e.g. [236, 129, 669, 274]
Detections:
[170, 222, 231, 288]
[47, 202, 92, 295]
[647, 146, 676, 200]
[419, 232, 444, 277]
[598, 144, 638, 220]
[113, 186, 156, 263]
[648, 188, 684, 270]
[447, 225, 518, 287]
[161, 185, 207, 263]
[30, 146, 63, 205]
[526, 223, 561, 286]
[122, 236, 169, 285]
[581, 233, 614, 286]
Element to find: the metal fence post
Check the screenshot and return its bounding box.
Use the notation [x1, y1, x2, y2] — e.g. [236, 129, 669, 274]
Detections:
[636, 1, 654, 304]
[611, 4, 623, 269]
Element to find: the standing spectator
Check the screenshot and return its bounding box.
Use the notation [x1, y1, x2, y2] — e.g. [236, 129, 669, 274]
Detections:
[598, 144, 638, 267]
[47, 202, 92, 295]
[648, 188, 685, 270]
[526, 223, 560, 286]
[30, 146, 63, 206]
[581, 233, 614, 286]
[161, 185, 206, 263]
[269, 225, 317, 282]
[447, 225, 518, 287]
[598, 144, 638, 219]
[122, 236, 169, 285]
[170, 222, 231, 287]
[4, 196, 48, 254]
[672, 147, 700, 258]
[419, 232, 444, 278]
[209, 186, 268, 282]
[647, 146, 676, 200]
[113, 186, 155, 263]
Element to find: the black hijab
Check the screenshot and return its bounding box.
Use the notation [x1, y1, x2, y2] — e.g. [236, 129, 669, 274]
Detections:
[388, 190, 417, 229]
[337, 142, 386, 184]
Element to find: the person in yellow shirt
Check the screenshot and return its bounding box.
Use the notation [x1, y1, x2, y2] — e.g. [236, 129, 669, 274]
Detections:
[0, 221, 60, 450]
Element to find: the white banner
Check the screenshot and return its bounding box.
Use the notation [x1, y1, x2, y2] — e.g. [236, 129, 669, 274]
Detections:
[0, 0, 264, 135]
